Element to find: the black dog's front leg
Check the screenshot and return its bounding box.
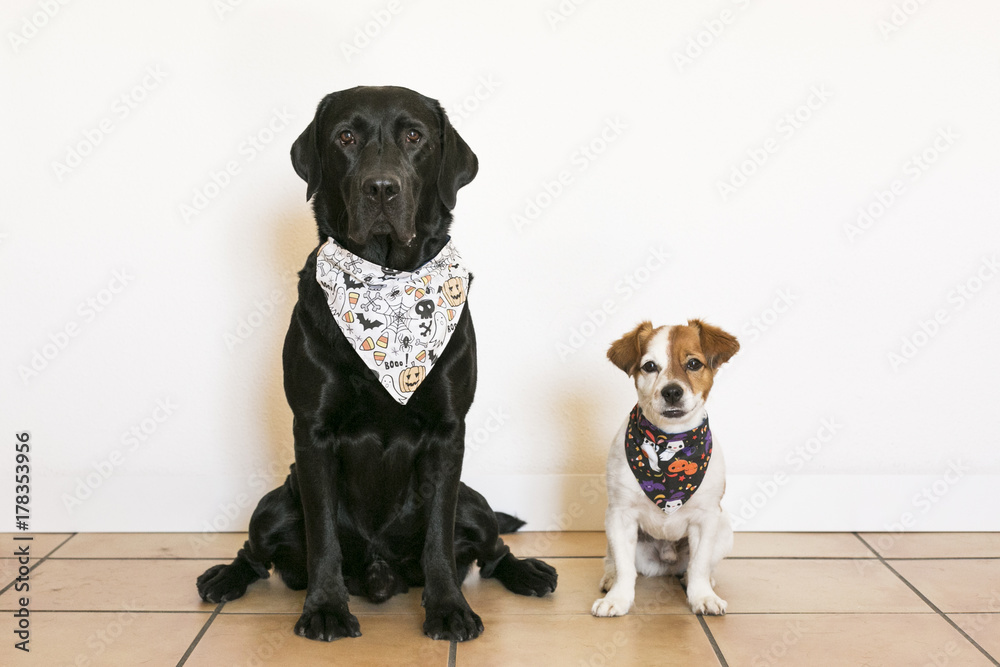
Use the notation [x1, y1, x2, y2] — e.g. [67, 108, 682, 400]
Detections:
[420, 425, 483, 641]
[292, 429, 360, 641]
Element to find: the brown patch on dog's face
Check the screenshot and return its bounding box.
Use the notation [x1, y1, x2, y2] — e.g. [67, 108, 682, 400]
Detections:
[607, 321, 661, 377]
[669, 320, 740, 400]
[443, 276, 467, 306]
[398, 365, 426, 393]
[667, 325, 712, 399]
[615, 319, 738, 426]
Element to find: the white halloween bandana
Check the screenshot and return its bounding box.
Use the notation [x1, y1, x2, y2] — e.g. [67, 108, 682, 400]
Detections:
[315, 238, 471, 405]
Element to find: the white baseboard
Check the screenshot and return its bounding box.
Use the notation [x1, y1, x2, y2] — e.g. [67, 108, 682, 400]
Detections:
[29, 471, 999, 532]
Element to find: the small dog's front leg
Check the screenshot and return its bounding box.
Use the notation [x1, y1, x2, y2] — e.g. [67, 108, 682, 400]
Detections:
[591, 509, 639, 617]
[293, 440, 360, 641]
[684, 514, 729, 615]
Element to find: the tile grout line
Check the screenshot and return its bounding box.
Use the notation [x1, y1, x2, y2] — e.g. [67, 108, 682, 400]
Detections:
[449, 640, 457, 667]
[0, 532, 77, 596]
[697, 614, 729, 667]
[851, 532, 999, 667]
[175, 601, 225, 667]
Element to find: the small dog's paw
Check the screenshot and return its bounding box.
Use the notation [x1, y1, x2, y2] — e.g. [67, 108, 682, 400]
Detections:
[423, 601, 483, 641]
[599, 570, 616, 593]
[591, 594, 632, 617]
[294, 604, 361, 641]
[689, 592, 727, 616]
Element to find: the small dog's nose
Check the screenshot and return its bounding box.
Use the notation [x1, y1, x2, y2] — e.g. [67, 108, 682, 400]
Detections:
[661, 383, 684, 404]
[363, 176, 400, 202]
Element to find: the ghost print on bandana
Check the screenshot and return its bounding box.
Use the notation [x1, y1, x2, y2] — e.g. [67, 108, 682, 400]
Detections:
[624, 405, 712, 513]
[315, 238, 470, 405]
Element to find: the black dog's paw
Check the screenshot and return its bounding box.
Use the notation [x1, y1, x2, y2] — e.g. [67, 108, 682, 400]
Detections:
[364, 558, 408, 604]
[197, 563, 251, 603]
[423, 601, 483, 642]
[294, 603, 361, 642]
[493, 556, 558, 597]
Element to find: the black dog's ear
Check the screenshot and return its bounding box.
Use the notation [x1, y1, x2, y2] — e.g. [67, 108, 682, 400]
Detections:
[290, 96, 332, 201]
[436, 105, 478, 210]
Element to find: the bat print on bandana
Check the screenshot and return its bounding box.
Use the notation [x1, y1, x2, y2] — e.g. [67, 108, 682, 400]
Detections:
[623, 405, 713, 513]
[315, 238, 471, 405]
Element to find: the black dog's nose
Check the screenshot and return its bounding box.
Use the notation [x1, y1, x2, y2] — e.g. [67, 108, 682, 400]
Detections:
[661, 383, 684, 404]
[363, 176, 401, 203]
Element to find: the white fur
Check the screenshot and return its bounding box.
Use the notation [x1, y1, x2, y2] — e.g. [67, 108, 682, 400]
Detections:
[592, 327, 733, 618]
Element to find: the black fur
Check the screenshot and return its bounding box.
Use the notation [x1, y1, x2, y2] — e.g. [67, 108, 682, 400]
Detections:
[196, 86, 556, 642]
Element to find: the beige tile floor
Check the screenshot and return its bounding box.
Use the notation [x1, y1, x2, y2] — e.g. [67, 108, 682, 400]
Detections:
[1, 532, 998, 666]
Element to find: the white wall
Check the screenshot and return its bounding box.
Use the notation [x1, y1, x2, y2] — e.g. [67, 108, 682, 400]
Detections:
[3, 0, 998, 534]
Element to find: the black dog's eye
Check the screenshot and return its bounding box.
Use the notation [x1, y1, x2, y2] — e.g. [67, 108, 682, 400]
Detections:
[686, 359, 703, 371]
[338, 131, 355, 146]
[641, 361, 658, 373]
[405, 129, 421, 143]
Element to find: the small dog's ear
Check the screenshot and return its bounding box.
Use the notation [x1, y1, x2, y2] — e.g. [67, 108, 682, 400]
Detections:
[689, 319, 739, 370]
[435, 103, 478, 210]
[290, 95, 334, 201]
[608, 321, 655, 376]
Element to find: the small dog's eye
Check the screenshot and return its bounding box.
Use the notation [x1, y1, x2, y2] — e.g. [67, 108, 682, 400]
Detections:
[405, 129, 421, 143]
[686, 359, 703, 371]
[641, 361, 658, 373]
[339, 131, 355, 145]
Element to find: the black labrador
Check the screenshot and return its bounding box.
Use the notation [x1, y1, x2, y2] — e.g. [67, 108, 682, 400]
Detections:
[196, 86, 557, 642]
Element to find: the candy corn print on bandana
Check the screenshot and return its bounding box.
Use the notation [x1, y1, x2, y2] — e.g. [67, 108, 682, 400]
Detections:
[315, 238, 471, 405]
[623, 405, 712, 514]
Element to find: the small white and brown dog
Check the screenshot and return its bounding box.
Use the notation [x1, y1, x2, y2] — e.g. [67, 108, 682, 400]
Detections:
[592, 319, 739, 618]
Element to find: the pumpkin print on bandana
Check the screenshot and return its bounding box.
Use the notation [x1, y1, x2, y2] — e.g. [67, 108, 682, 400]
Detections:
[623, 405, 712, 513]
[315, 238, 471, 405]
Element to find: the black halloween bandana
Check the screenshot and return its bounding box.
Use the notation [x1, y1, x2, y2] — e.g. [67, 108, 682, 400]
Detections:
[624, 405, 712, 513]
[315, 238, 471, 405]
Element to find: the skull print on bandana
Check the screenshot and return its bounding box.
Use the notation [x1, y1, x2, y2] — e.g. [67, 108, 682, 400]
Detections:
[623, 405, 712, 514]
[315, 237, 471, 405]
